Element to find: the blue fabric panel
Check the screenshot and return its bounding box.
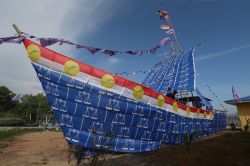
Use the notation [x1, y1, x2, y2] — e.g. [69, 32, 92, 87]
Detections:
[143, 48, 196, 93]
[32, 62, 225, 153]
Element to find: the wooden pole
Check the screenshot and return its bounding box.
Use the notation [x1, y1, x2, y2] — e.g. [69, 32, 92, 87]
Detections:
[12, 24, 22, 36]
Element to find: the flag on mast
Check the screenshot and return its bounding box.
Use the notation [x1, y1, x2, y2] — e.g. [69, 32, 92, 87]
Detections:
[232, 86, 241, 102]
[166, 29, 175, 35]
[160, 24, 170, 30]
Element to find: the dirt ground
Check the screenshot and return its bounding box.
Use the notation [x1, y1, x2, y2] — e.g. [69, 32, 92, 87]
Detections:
[0, 130, 250, 166]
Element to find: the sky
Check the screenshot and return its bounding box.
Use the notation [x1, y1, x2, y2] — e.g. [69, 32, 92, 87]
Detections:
[0, 0, 250, 114]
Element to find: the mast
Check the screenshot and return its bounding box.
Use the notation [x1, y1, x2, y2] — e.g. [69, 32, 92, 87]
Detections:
[12, 24, 22, 36]
[167, 12, 182, 54]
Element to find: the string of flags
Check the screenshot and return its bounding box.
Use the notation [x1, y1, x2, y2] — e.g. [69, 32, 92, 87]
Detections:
[0, 10, 176, 57]
[0, 34, 173, 56]
[232, 86, 241, 102]
[0, 36, 24, 44]
[157, 10, 175, 36]
[197, 73, 227, 110]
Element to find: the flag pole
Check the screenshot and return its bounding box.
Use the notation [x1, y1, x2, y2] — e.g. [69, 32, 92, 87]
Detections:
[12, 24, 22, 36]
[167, 12, 182, 53]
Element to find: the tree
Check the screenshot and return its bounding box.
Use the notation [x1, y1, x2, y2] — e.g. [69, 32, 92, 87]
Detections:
[0, 86, 15, 112]
[16, 93, 51, 123]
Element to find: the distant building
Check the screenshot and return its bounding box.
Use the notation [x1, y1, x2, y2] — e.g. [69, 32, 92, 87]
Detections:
[225, 96, 250, 130]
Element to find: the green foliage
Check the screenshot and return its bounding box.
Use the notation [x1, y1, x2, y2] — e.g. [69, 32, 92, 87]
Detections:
[0, 86, 15, 112]
[0, 85, 53, 125]
[16, 93, 51, 122]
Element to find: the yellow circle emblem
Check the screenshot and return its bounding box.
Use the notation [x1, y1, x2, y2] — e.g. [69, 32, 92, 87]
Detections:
[64, 61, 80, 76]
[204, 111, 207, 118]
[196, 109, 200, 118]
[157, 95, 165, 107]
[133, 85, 144, 100]
[173, 102, 178, 112]
[209, 112, 213, 119]
[186, 107, 191, 116]
[26, 44, 41, 62]
[101, 74, 115, 89]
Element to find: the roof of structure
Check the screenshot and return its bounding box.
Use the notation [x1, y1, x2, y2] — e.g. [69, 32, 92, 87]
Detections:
[225, 96, 250, 105]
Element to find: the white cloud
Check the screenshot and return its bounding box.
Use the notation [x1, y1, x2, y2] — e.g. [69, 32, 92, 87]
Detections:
[0, 0, 125, 94]
[197, 43, 250, 61]
[107, 57, 121, 65]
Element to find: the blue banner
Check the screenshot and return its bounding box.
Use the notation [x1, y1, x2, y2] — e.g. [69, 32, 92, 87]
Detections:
[32, 62, 224, 153]
[143, 48, 196, 93]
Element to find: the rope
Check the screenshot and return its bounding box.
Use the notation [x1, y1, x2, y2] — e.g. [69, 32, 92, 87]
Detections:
[196, 73, 227, 111]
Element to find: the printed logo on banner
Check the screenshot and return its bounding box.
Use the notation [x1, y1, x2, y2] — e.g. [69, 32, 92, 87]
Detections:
[75, 81, 85, 89]
[75, 91, 91, 105]
[66, 79, 75, 87]
[96, 136, 112, 148]
[173, 124, 179, 134]
[112, 114, 125, 125]
[82, 107, 98, 120]
[170, 114, 176, 123]
[154, 110, 163, 120]
[175, 135, 181, 144]
[132, 105, 144, 116]
[146, 141, 156, 151]
[52, 84, 59, 97]
[181, 117, 186, 124]
[157, 121, 166, 132]
[183, 125, 188, 133]
[65, 129, 80, 143]
[45, 82, 59, 97]
[196, 119, 200, 124]
[106, 99, 120, 111]
[88, 122, 104, 134]
[191, 124, 195, 132]
[118, 127, 130, 138]
[36, 66, 43, 77]
[189, 118, 194, 124]
[142, 131, 152, 140]
[45, 82, 51, 94]
[52, 99, 67, 112]
[59, 100, 67, 112]
[44, 70, 51, 80]
[162, 133, 169, 142]
[122, 139, 135, 151]
[137, 118, 149, 129]
[60, 114, 73, 127]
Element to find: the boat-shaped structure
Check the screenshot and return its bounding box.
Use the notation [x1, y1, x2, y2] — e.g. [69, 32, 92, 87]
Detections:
[23, 38, 226, 153]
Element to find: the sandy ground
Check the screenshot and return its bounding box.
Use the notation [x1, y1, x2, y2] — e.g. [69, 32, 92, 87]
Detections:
[0, 131, 143, 166]
[0, 131, 250, 166]
[0, 131, 71, 166]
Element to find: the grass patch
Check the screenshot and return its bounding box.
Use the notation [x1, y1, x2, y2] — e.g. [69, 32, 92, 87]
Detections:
[0, 112, 22, 120]
[0, 128, 43, 141]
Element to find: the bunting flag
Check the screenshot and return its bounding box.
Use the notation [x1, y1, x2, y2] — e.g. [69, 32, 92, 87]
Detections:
[0, 36, 24, 45]
[166, 29, 175, 35]
[232, 86, 241, 102]
[37, 37, 172, 56]
[0, 35, 173, 56]
[21, 38, 226, 153]
[11, 94, 21, 102]
[157, 10, 169, 20]
[160, 24, 170, 30]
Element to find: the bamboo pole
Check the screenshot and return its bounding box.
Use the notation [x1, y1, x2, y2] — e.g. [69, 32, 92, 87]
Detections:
[12, 24, 22, 36]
